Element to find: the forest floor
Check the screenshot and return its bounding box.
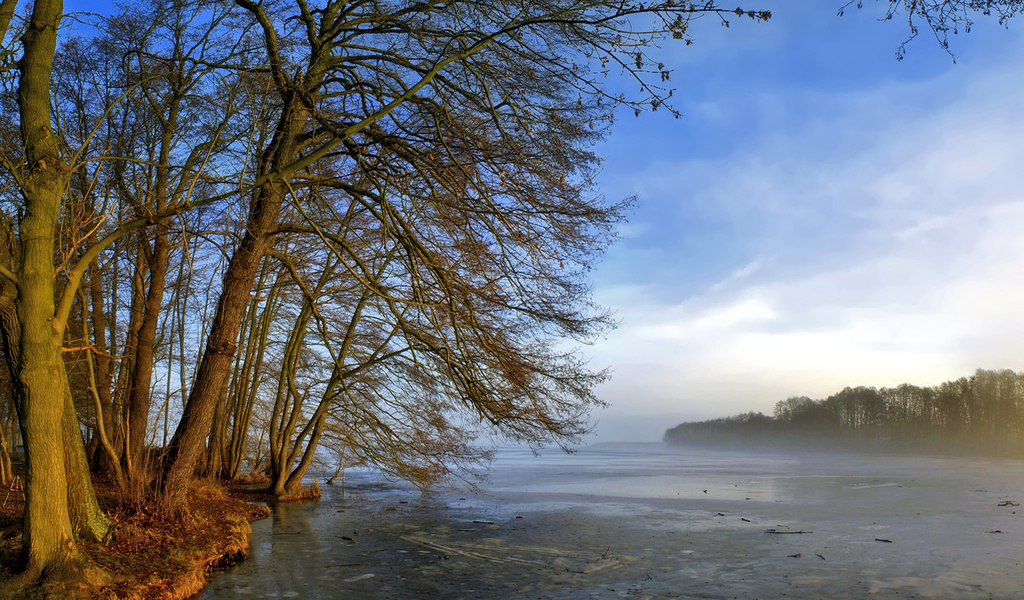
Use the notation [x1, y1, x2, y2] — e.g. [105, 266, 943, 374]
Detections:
[0, 475, 272, 599]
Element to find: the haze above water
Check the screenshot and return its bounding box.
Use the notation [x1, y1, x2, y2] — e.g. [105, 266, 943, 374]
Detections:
[202, 444, 1024, 599]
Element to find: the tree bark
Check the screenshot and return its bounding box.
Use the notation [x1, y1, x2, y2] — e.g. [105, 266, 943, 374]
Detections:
[125, 228, 169, 475]
[0, 0, 109, 592]
[85, 228, 117, 474]
[159, 89, 307, 511]
[278, 411, 327, 497]
[61, 364, 114, 542]
[12, 0, 82, 581]
[159, 201, 280, 511]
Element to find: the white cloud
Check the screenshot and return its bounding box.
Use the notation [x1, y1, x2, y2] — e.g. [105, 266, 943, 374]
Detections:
[590, 56, 1024, 440]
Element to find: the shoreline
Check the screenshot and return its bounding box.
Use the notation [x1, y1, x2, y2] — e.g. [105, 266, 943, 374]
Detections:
[95, 487, 272, 600]
[0, 482, 272, 600]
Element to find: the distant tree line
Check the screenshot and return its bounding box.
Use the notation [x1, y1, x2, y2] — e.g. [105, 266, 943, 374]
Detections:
[664, 369, 1024, 454]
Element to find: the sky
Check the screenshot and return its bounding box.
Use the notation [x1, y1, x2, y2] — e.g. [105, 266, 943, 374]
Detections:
[586, 2, 1024, 441]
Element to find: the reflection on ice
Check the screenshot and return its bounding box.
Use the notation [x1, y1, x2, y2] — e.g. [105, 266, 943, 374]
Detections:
[201, 443, 1024, 599]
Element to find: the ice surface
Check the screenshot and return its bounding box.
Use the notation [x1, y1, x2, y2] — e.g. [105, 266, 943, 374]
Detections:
[200, 444, 1024, 599]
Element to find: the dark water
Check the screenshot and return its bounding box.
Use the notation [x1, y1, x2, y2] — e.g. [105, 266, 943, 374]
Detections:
[199, 444, 1024, 599]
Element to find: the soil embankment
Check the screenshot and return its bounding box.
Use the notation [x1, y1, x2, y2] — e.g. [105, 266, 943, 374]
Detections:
[0, 481, 271, 600]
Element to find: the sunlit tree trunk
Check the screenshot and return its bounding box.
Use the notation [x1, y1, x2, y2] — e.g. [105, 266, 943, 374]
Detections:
[159, 87, 308, 510]
[0, 0, 110, 591]
[125, 228, 169, 476]
[86, 252, 116, 465]
[159, 191, 283, 509]
[61, 366, 114, 542]
[12, 0, 83, 582]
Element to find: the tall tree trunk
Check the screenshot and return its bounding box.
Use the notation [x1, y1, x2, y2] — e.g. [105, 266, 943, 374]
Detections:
[86, 235, 116, 469]
[125, 228, 170, 477]
[227, 269, 281, 479]
[268, 301, 313, 494]
[61, 364, 114, 542]
[0, 0, 109, 591]
[12, 0, 81, 581]
[160, 227, 276, 511]
[267, 268, 369, 498]
[205, 364, 234, 480]
[280, 411, 327, 496]
[159, 94, 307, 512]
[79, 288, 125, 491]
[116, 240, 146, 475]
[72, 169, 117, 476]
[0, 218, 17, 492]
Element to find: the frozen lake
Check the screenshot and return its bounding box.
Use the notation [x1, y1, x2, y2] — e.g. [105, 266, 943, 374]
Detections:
[200, 443, 1024, 599]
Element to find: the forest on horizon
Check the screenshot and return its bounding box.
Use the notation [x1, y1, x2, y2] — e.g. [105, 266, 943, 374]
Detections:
[664, 368, 1024, 454]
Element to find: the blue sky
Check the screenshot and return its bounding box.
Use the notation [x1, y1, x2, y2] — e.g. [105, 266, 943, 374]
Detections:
[587, 2, 1024, 441]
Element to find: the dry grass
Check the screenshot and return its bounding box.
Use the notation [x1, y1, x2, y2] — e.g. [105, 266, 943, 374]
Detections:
[0, 478, 270, 600]
[229, 472, 271, 486]
[228, 480, 321, 504]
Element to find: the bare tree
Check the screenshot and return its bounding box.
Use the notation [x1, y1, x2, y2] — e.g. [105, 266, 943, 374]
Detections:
[842, 0, 1023, 58]
[157, 0, 772, 512]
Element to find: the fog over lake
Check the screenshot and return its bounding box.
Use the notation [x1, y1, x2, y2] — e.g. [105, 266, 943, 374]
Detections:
[202, 444, 1024, 599]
